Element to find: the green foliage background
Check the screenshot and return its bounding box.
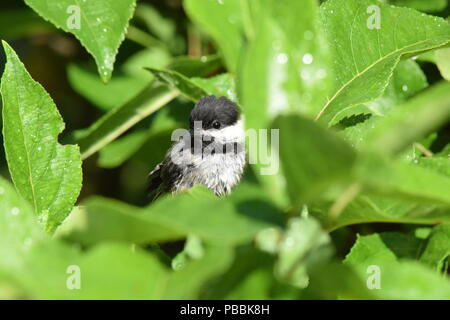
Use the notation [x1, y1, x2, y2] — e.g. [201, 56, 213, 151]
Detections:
[0, 0, 449, 299]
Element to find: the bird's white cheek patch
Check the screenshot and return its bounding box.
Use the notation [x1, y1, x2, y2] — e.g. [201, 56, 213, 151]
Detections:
[207, 119, 244, 143]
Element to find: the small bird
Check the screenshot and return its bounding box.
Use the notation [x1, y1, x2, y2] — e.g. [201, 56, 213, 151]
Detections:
[147, 96, 246, 200]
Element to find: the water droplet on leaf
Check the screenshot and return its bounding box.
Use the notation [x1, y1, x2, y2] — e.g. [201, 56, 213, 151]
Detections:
[276, 53, 289, 65]
[11, 207, 20, 216]
[302, 53, 313, 65]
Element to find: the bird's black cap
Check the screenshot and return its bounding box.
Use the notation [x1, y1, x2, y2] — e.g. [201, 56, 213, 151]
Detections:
[189, 96, 239, 130]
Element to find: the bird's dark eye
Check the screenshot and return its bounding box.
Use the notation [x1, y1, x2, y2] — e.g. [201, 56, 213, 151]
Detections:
[212, 120, 221, 129]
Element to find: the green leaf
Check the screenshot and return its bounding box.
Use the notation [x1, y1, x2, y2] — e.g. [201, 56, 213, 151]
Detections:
[77, 84, 178, 160]
[133, 3, 186, 54]
[191, 74, 238, 102]
[345, 233, 450, 299]
[313, 195, 450, 231]
[389, 0, 448, 13]
[416, 157, 450, 177]
[0, 178, 66, 299]
[146, 68, 237, 102]
[305, 261, 375, 299]
[167, 55, 222, 77]
[0, 177, 75, 298]
[60, 197, 185, 246]
[0, 176, 45, 269]
[201, 245, 305, 299]
[122, 47, 172, 81]
[70, 244, 169, 299]
[316, 0, 450, 125]
[20, 243, 171, 299]
[415, 51, 438, 63]
[239, 0, 331, 208]
[96, 103, 185, 168]
[436, 47, 450, 81]
[311, 154, 450, 230]
[341, 59, 428, 150]
[420, 224, 450, 272]
[240, 0, 331, 130]
[344, 59, 428, 118]
[67, 64, 146, 111]
[1, 41, 82, 233]
[362, 82, 450, 155]
[163, 244, 235, 299]
[348, 232, 424, 262]
[274, 217, 332, 288]
[96, 129, 149, 168]
[202, 246, 278, 299]
[24, 0, 137, 82]
[274, 114, 356, 205]
[357, 154, 450, 206]
[146, 67, 208, 101]
[61, 185, 283, 246]
[184, 0, 243, 72]
[67, 47, 171, 111]
[0, 181, 231, 299]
